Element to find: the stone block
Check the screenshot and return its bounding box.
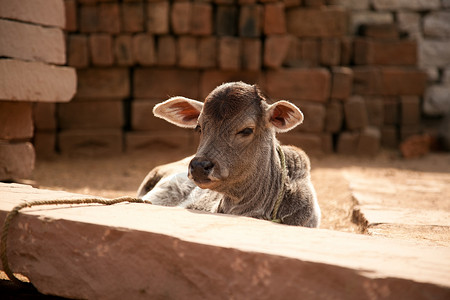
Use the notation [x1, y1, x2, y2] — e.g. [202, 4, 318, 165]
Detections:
[383, 97, 399, 125]
[320, 38, 340, 66]
[331, 67, 353, 100]
[0, 142, 35, 180]
[239, 4, 263, 37]
[400, 96, 421, 125]
[200, 71, 265, 99]
[121, 2, 144, 33]
[325, 100, 343, 133]
[278, 133, 323, 155]
[133, 34, 156, 66]
[397, 11, 421, 36]
[264, 35, 290, 69]
[381, 125, 398, 148]
[157, 36, 177, 67]
[79, 5, 98, 33]
[178, 37, 198, 68]
[265, 68, 331, 102]
[359, 24, 399, 40]
[0, 102, 33, 140]
[344, 96, 369, 130]
[0, 0, 65, 28]
[264, 3, 286, 35]
[420, 39, 450, 68]
[365, 97, 384, 128]
[147, 2, 169, 34]
[242, 38, 262, 71]
[337, 131, 359, 155]
[286, 7, 347, 38]
[0, 19, 65, 65]
[59, 129, 123, 156]
[198, 37, 217, 69]
[356, 127, 381, 156]
[0, 59, 76, 102]
[114, 35, 134, 66]
[171, 2, 191, 35]
[58, 101, 124, 130]
[216, 5, 238, 36]
[134, 69, 200, 100]
[295, 102, 326, 133]
[126, 131, 195, 152]
[34, 131, 56, 158]
[33, 103, 56, 131]
[65, 0, 77, 32]
[76, 68, 129, 99]
[89, 34, 114, 66]
[67, 35, 89, 68]
[350, 11, 393, 34]
[423, 85, 450, 117]
[98, 3, 121, 33]
[372, 0, 440, 11]
[191, 3, 213, 36]
[354, 39, 417, 66]
[219, 37, 241, 70]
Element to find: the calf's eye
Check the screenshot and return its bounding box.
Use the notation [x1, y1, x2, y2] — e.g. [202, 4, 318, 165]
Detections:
[237, 128, 254, 136]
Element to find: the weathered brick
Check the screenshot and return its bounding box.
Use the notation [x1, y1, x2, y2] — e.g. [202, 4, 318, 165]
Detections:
[0, 142, 35, 180]
[383, 97, 399, 125]
[337, 131, 359, 155]
[133, 34, 156, 66]
[191, 3, 213, 36]
[344, 96, 369, 130]
[171, 2, 191, 35]
[264, 3, 286, 35]
[365, 97, 384, 128]
[325, 100, 343, 133]
[178, 37, 198, 68]
[304, 0, 324, 7]
[400, 134, 431, 159]
[76, 68, 129, 99]
[239, 5, 263, 37]
[400, 96, 421, 126]
[360, 24, 399, 40]
[79, 5, 98, 33]
[354, 39, 417, 66]
[147, 2, 169, 34]
[397, 11, 421, 36]
[301, 39, 320, 66]
[400, 125, 422, 141]
[423, 11, 450, 38]
[219, 37, 241, 70]
[131, 101, 188, 131]
[0, 102, 33, 140]
[0, 19, 65, 65]
[216, 5, 238, 36]
[372, 0, 440, 11]
[266, 68, 331, 102]
[89, 34, 114, 66]
[198, 37, 217, 69]
[420, 39, 450, 68]
[350, 11, 393, 34]
[320, 38, 340, 66]
[321, 133, 333, 154]
[126, 131, 195, 152]
[114, 35, 134, 66]
[381, 126, 398, 148]
[242, 38, 261, 71]
[134, 69, 200, 99]
[157, 36, 177, 66]
[59, 129, 123, 156]
[0, 59, 76, 102]
[331, 67, 353, 100]
[284, 0, 302, 7]
[264, 35, 290, 69]
[340, 37, 353, 66]
[98, 3, 121, 33]
[65, 0, 77, 32]
[0, 0, 64, 28]
[33, 103, 56, 131]
[295, 102, 326, 133]
[356, 127, 381, 156]
[34, 131, 56, 159]
[58, 101, 124, 130]
[121, 2, 144, 33]
[286, 7, 347, 37]
[278, 133, 324, 155]
[67, 35, 89, 68]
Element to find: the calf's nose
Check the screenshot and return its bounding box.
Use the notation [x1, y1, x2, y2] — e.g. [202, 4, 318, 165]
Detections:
[189, 157, 214, 180]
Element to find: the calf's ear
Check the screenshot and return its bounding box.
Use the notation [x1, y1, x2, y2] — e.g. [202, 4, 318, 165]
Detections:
[153, 97, 203, 128]
[266, 100, 304, 133]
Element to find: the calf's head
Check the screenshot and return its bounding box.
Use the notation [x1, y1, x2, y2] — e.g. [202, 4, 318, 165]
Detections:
[153, 82, 303, 191]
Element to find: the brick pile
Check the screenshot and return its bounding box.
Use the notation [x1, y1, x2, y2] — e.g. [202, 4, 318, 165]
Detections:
[0, 0, 76, 180]
[46, 0, 434, 157]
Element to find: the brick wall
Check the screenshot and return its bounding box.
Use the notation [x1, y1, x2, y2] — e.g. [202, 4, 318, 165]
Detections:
[43, 0, 447, 157]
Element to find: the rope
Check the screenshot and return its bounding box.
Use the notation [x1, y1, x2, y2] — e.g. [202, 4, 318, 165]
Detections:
[1, 196, 144, 284]
[271, 145, 287, 223]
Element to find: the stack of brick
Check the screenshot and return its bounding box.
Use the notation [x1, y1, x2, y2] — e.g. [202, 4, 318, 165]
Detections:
[0, 0, 76, 180]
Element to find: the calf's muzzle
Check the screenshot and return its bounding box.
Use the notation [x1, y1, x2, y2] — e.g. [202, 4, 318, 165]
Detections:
[189, 157, 215, 183]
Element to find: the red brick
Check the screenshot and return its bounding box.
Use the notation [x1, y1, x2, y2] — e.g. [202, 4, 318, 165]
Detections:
[65, 0, 77, 32]
[98, 3, 121, 33]
[322, 133, 333, 154]
[191, 3, 213, 36]
[219, 37, 241, 70]
[0, 19, 65, 65]
[264, 35, 290, 69]
[266, 68, 331, 102]
[0, 0, 64, 28]
[400, 125, 422, 141]
[114, 35, 134, 66]
[134, 69, 200, 99]
[178, 37, 198, 68]
[76, 68, 129, 99]
[381, 126, 398, 148]
[239, 0, 258, 4]
[356, 127, 381, 156]
[239, 4, 263, 37]
[400, 96, 421, 126]
[0, 102, 33, 140]
[0, 59, 76, 102]
[157, 36, 176, 66]
[33, 103, 56, 131]
[264, 3, 286, 35]
[340, 37, 353, 66]
[304, 0, 325, 7]
[354, 39, 417, 66]
[360, 24, 399, 40]
[147, 2, 169, 34]
[59, 129, 123, 156]
[34, 131, 56, 159]
[171, 2, 191, 35]
[0, 142, 35, 180]
[337, 131, 359, 155]
[284, 0, 302, 7]
[58, 101, 124, 129]
[67, 35, 89, 68]
[79, 5, 98, 33]
[400, 134, 431, 158]
[331, 67, 353, 100]
[286, 7, 347, 37]
[278, 133, 324, 156]
[383, 97, 399, 125]
[216, 5, 238, 36]
[344, 96, 369, 130]
[126, 131, 196, 152]
[365, 97, 384, 128]
[133, 34, 156, 66]
[198, 37, 217, 69]
[89, 34, 114, 66]
[295, 102, 326, 133]
[131, 100, 190, 131]
[301, 39, 320, 66]
[242, 38, 262, 71]
[121, 2, 144, 33]
[325, 100, 343, 133]
[320, 38, 340, 66]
